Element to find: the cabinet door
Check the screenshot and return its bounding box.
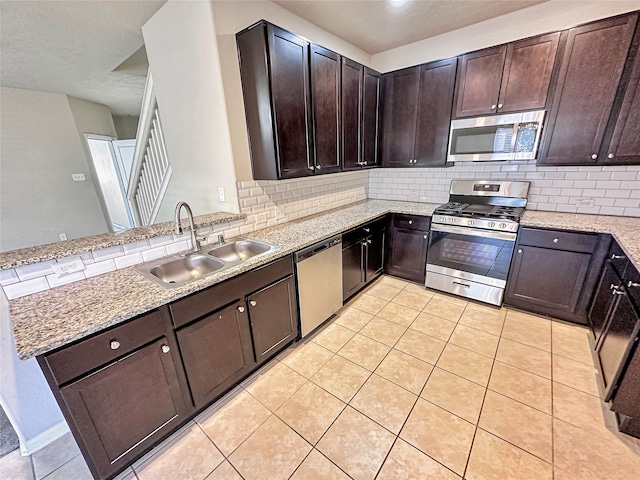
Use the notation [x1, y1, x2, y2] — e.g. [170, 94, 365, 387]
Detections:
[365, 229, 386, 283]
[248, 275, 298, 364]
[310, 44, 341, 174]
[603, 31, 640, 165]
[588, 262, 621, 346]
[386, 228, 429, 283]
[454, 45, 506, 117]
[539, 14, 637, 165]
[414, 58, 457, 167]
[611, 340, 640, 418]
[498, 32, 560, 113]
[381, 67, 420, 166]
[362, 67, 381, 167]
[506, 245, 591, 315]
[176, 301, 255, 408]
[341, 58, 363, 171]
[597, 290, 640, 400]
[267, 25, 312, 178]
[60, 338, 187, 479]
[343, 241, 365, 300]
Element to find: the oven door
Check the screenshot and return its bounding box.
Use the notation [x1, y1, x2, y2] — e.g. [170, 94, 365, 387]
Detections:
[426, 224, 517, 288]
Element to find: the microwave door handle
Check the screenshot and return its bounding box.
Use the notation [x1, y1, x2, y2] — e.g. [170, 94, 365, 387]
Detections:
[510, 122, 519, 154]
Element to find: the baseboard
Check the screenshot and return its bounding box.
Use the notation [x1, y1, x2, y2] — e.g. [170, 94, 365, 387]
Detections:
[20, 421, 69, 456]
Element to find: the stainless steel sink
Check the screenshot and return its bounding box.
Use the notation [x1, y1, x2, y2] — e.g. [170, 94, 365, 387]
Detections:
[207, 239, 275, 263]
[136, 254, 225, 288]
[135, 237, 280, 289]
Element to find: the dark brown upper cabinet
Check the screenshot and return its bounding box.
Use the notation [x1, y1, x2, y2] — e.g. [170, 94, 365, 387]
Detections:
[539, 13, 639, 166]
[454, 32, 560, 118]
[381, 58, 457, 167]
[310, 44, 341, 174]
[342, 59, 382, 170]
[237, 22, 312, 180]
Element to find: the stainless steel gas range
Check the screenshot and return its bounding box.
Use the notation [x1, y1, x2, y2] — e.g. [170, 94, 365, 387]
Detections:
[425, 180, 531, 306]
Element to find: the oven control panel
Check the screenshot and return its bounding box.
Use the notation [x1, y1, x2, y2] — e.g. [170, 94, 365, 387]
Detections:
[432, 215, 519, 233]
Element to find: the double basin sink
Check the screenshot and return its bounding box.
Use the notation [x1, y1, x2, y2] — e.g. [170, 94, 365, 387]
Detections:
[135, 238, 280, 289]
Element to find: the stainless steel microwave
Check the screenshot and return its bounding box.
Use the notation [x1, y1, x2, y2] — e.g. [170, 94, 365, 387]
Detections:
[447, 110, 546, 162]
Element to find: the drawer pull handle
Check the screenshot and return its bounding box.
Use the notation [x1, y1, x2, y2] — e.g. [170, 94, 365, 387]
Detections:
[110, 340, 120, 350]
[367, 239, 372, 244]
[497, 103, 503, 109]
[613, 290, 625, 296]
[364, 228, 370, 233]
[610, 284, 618, 290]
[161, 344, 171, 354]
[608, 153, 614, 159]
[611, 254, 626, 260]
[491, 104, 497, 110]
[453, 281, 471, 288]
[250, 300, 257, 307]
[308, 166, 315, 171]
[408, 220, 413, 225]
[517, 249, 523, 254]
[628, 281, 640, 288]
[316, 165, 322, 170]
[553, 238, 559, 243]
[591, 154, 598, 160]
[237, 306, 245, 313]
[424, 235, 428, 239]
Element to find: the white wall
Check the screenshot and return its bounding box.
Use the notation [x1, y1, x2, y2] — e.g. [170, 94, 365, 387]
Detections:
[372, 0, 640, 72]
[211, 0, 372, 182]
[142, 0, 241, 223]
[112, 115, 140, 140]
[0, 87, 109, 251]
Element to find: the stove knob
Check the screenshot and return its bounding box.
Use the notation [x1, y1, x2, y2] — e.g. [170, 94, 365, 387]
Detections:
[499, 223, 507, 229]
[488, 222, 496, 228]
[467, 219, 474, 226]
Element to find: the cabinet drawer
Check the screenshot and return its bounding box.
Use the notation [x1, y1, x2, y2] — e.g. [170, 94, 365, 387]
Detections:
[518, 228, 599, 253]
[393, 214, 430, 231]
[343, 216, 387, 248]
[44, 309, 167, 386]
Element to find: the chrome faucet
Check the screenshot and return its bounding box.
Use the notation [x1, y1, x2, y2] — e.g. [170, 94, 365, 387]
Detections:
[174, 201, 199, 252]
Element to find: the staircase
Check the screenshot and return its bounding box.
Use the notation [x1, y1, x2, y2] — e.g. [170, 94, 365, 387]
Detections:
[127, 73, 172, 226]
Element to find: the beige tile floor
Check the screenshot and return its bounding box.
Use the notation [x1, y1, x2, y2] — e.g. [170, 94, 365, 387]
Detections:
[3, 274, 640, 480]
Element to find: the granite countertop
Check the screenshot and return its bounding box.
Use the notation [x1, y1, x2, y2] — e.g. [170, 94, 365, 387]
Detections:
[8, 199, 639, 360]
[0, 211, 247, 270]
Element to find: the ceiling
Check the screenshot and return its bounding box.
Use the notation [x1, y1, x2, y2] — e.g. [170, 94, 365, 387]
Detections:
[273, 0, 550, 54]
[0, 0, 165, 116]
[1, 0, 548, 116]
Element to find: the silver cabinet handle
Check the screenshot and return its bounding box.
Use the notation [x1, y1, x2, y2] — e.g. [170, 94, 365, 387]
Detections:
[610, 283, 618, 290]
[308, 166, 315, 171]
[250, 300, 257, 307]
[423, 235, 428, 239]
[110, 340, 120, 350]
[517, 249, 523, 254]
[608, 153, 614, 159]
[553, 238, 559, 243]
[591, 154, 598, 160]
[364, 228, 370, 233]
[491, 104, 497, 109]
[628, 281, 640, 288]
[316, 165, 322, 170]
[363, 161, 367, 165]
[237, 306, 245, 313]
[367, 239, 372, 244]
[408, 220, 413, 225]
[613, 290, 625, 296]
[611, 254, 626, 260]
[161, 344, 171, 354]
[498, 103, 503, 108]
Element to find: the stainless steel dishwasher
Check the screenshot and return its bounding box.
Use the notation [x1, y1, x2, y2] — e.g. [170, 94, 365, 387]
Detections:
[295, 235, 343, 337]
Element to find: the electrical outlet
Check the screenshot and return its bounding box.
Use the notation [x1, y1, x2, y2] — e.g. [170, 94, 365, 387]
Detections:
[59, 233, 67, 241]
[575, 197, 595, 207]
[257, 213, 268, 223]
[52, 259, 85, 277]
[72, 173, 86, 182]
[218, 187, 226, 203]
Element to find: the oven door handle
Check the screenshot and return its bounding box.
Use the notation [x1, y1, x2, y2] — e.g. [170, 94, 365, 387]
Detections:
[430, 223, 517, 242]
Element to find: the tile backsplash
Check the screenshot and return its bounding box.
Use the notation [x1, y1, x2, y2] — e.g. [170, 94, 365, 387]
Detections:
[369, 162, 640, 217]
[0, 171, 369, 299]
[3, 163, 640, 300]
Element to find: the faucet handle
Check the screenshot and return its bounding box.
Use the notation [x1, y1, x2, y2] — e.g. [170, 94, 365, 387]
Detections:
[217, 235, 225, 245]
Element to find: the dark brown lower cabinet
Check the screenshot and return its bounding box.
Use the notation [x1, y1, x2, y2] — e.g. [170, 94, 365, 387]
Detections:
[385, 214, 430, 283]
[342, 218, 386, 300]
[38, 308, 191, 480]
[176, 301, 255, 408]
[248, 275, 298, 364]
[505, 228, 609, 324]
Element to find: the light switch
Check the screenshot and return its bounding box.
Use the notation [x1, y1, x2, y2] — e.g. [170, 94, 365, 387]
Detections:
[72, 173, 86, 182]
